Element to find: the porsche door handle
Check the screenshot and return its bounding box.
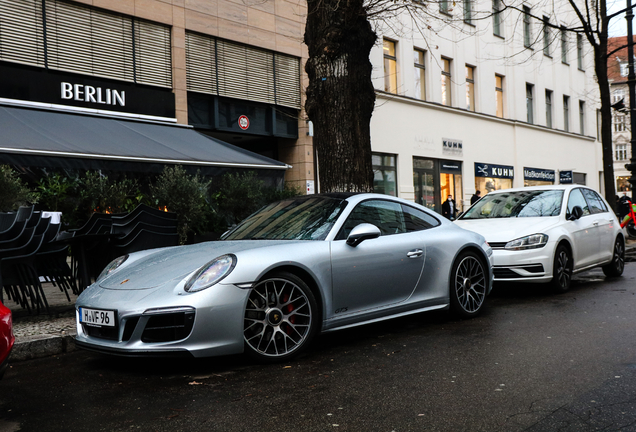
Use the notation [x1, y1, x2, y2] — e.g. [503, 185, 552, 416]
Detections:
[407, 249, 423, 258]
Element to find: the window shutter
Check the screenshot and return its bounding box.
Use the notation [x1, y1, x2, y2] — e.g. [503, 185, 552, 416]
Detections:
[245, 47, 274, 104]
[186, 31, 300, 109]
[44, 0, 134, 82]
[217, 40, 250, 101]
[134, 19, 172, 88]
[0, 0, 45, 67]
[185, 32, 217, 95]
[274, 53, 300, 109]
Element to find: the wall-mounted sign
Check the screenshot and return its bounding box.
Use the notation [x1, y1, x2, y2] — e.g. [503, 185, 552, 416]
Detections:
[475, 162, 514, 179]
[559, 170, 573, 184]
[442, 138, 463, 156]
[524, 167, 555, 182]
[1, 61, 175, 118]
[440, 160, 462, 174]
[238, 115, 250, 130]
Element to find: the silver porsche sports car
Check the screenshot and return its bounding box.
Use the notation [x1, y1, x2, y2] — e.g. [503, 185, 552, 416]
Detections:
[75, 193, 493, 362]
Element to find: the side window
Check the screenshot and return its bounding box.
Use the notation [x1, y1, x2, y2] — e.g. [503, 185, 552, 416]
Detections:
[402, 204, 440, 231]
[593, 191, 608, 212]
[337, 200, 406, 239]
[581, 189, 606, 214]
[567, 188, 591, 217]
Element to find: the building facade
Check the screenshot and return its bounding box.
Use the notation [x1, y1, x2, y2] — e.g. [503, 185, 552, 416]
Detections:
[608, 36, 633, 195]
[0, 0, 313, 188]
[368, 1, 603, 214]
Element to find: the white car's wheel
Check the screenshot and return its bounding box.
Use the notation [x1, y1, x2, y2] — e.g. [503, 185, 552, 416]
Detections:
[602, 236, 625, 278]
[244, 271, 318, 362]
[551, 244, 573, 293]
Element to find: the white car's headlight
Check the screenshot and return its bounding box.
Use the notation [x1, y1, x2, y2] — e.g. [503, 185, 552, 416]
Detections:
[184, 254, 237, 293]
[505, 234, 548, 250]
[96, 255, 129, 282]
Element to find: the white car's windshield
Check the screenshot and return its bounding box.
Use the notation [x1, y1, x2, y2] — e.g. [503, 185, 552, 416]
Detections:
[460, 190, 564, 219]
[222, 196, 349, 240]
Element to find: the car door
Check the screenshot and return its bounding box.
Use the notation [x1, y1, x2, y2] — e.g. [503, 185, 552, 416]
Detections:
[330, 199, 426, 315]
[565, 188, 598, 269]
[581, 188, 614, 262]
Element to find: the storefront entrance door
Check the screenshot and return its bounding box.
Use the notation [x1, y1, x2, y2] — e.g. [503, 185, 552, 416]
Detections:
[413, 159, 438, 212]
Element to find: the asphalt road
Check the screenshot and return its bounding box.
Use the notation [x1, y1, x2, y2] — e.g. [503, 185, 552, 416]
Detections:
[2, 264, 636, 432]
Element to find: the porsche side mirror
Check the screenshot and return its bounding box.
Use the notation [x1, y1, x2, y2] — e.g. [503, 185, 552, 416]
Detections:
[567, 205, 584, 221]
[346, 223, 381, 247]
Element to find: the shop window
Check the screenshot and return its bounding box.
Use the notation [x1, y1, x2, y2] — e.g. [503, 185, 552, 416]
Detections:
[442, 58, 452, 106]
[466, 65, 475, 111]
[475, 177, 512, 194]
[495, 75, 504, 118]
[383, 39, 398, 94]
[414, 49, 426, 100]
[617, 176, 632, 192]
[372, 153, 397, 196]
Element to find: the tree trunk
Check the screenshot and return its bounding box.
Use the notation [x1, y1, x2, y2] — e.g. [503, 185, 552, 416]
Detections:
[304, 0, 377, 192]
[595, 35, 617, 211]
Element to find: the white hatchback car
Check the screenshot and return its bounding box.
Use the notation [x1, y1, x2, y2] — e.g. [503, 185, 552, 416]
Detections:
[455, 185, 625, 292]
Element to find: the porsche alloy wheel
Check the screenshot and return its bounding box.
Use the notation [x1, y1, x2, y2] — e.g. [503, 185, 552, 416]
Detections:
[244, 272, 318, 362]
[551, 244, 573, 293]
[450, 252, 487, 318]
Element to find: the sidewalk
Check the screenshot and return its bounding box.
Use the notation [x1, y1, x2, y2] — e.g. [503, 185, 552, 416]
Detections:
[7, 283, 78, 361]
[5, 239, 636, 363]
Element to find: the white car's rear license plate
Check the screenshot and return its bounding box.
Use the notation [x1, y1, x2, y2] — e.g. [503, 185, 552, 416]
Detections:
[79, 308, 116, 327]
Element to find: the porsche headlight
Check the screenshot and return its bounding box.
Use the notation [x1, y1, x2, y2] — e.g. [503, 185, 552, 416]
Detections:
[505, 234, 548, 250]
[184, 254, 237, 293]
[96, 255, 129, 282]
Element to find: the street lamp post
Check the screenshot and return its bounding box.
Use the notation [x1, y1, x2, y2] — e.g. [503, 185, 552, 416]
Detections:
[626, 0, 636, 202]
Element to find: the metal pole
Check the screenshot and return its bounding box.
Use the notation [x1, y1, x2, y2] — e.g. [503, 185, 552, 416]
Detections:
[626, 0, 636, 202]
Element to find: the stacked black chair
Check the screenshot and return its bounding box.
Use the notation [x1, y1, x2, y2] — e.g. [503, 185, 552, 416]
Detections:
[0, 212, 16, 233]
[108, 204, 179, 260]
[64, 205, 179, 293]
[0, 209, 52, 314]
[36, 223, 76, 300]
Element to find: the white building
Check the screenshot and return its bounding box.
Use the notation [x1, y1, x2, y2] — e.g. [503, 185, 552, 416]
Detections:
[367, 0, 603, 214]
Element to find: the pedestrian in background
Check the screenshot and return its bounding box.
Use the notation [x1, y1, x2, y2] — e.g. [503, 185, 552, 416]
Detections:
[442, 195, 457, 220]
[471, 190, 481, 205]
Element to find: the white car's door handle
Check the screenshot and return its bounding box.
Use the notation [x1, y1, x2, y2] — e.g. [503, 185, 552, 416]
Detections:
[593, 221, 599, 226]
[407, 249, 423, 258]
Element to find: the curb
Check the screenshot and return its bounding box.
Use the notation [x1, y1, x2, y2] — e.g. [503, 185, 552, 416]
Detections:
[11, 331, 77, 361]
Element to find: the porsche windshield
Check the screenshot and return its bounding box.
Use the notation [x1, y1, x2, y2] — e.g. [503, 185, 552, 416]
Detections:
[460, 190, 564, 219]
[222, 196, 348, 240]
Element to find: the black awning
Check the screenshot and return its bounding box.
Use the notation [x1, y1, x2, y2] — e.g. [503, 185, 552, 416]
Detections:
[0, 105, 289, 174]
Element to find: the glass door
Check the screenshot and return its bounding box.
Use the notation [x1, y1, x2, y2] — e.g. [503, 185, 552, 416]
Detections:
[413, 158, 438, 212]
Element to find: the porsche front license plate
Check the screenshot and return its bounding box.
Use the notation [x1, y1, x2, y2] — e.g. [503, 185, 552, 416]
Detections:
[79, 307, 116, 327]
